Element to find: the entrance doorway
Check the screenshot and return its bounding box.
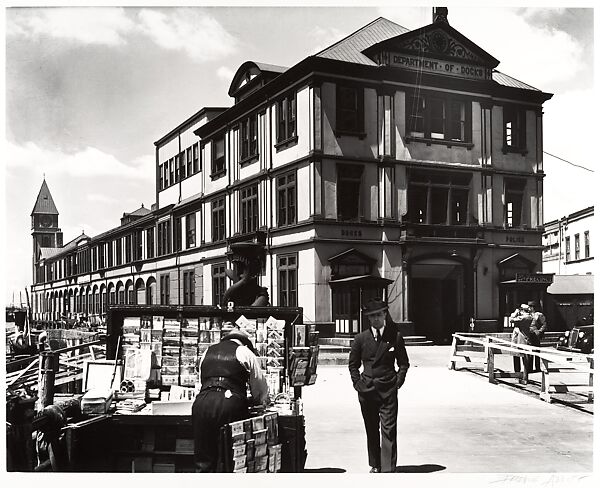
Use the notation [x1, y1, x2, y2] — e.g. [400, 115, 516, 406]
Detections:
[410, 258, 465, 344]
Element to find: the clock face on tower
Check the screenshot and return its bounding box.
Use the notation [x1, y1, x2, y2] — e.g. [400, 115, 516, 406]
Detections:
[40, 215, 53, 228]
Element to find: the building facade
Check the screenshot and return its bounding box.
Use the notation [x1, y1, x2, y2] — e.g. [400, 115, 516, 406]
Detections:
[31, 10, 554, 343]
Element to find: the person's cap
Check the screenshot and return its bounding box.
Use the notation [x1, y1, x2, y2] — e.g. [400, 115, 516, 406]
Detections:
[527, 300, 537, 309]
[520, 303, 531, 311]
[222, 327, 256, 354]
[362, 298, 388, 316]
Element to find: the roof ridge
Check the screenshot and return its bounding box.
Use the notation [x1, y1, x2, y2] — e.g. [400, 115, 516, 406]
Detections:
[314, 16, 401, 57]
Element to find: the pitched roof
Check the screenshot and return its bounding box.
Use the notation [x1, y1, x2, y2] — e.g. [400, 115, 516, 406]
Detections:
[125, 205, 151, 218]
[316, 17, 409, 65]
[492, 70, 540, 91]
[31, 180, 59, 216]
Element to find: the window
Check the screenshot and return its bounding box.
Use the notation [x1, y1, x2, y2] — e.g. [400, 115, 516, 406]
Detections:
[584, 231, 590, 258]
[175, 154, 181, 182]
[183, 269, 195, 305]
[193, 143, 200, 173]
[406, 92, 470, 144]
[211, 135, 226, 176]
[503, 105, 526, 152]
[565, 236, 571, 262]
[408, 170, 472, 225]
[212, 197, 226, 242]
[158, 220, 172, 256]
[115, 238, 122, 266]
[159, 163, 164, 190]
[240, 115, 258, 161]
[174, 217, 183, 252]
[159, 274, 170, 305]
[186, 213, 196, 248]
[337, 164, 363, 221]
[125, 235, 132, 263]
[276, 93, 297, 143]
[169, 158, 174, 185]
[278, 254, 297, 307]
[212, 263, 227, 306]
[277, 172, 296, 227]
[108, 241, 114, 267]
[91, 247, 98, 272]
[574, 233, 580, 260]
[98, 244, 105, 270]
[146, 228, 154, 259]
[504, 178, 526, 228]
[186, 147, 193, 177]
[240, 185, 259, 234]
[336, 85, 364, 135]
[180, 152, 187, 180]
[134, 230, 143, 261]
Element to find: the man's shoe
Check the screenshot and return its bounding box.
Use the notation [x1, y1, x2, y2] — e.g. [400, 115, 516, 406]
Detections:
[369, 467, 380, 473]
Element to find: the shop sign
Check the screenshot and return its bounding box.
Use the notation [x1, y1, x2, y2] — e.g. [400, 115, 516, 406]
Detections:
[515, 273, 553, 284]
[390, 54, 490, 80]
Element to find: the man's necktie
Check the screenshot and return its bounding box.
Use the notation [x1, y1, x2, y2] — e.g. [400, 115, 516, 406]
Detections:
[376, 329, 382, 342]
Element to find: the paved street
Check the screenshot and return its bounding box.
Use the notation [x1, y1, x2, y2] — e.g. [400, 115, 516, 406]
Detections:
[302, 346, 594, 479]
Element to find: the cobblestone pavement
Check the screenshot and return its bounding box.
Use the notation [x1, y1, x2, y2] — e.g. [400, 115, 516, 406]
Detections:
[301, 346, 594, 484]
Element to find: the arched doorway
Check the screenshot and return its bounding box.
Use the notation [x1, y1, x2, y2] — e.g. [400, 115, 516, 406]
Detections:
[409, 256, 469, 344]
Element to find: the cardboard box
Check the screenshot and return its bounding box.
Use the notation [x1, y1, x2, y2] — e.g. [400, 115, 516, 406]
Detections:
[81, 389, 113, 415]
[150, 400, 192, 415]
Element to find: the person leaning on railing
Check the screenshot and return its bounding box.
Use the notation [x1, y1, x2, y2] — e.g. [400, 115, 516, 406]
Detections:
[509, 304, 534, 384]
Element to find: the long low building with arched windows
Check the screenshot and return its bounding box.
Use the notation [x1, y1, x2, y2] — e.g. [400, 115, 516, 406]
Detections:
[30, 9, 556, 343]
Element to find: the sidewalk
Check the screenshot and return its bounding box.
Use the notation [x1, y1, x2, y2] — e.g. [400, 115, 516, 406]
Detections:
[302, 346, 594, 476]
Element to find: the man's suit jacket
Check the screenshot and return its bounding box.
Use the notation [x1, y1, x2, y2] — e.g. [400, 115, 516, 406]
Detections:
[349, 322, 410, 398]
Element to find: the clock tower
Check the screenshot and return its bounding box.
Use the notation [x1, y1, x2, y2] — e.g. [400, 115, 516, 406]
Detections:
[31, 179, 63, 283]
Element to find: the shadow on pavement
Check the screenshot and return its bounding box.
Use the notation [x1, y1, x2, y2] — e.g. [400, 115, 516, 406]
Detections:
[303, 467, 347, 473]
[395, 464, 446, 473]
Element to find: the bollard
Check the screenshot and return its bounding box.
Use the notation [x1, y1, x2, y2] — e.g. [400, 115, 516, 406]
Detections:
[37, 351, 58, 411]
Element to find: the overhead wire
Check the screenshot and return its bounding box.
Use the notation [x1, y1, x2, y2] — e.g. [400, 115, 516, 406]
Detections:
[543, 151, 594, 173]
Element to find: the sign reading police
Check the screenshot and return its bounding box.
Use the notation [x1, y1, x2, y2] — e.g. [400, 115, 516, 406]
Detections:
[391, 54, 490, 81]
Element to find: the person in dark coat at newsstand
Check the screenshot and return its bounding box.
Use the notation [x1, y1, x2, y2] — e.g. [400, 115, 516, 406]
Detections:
[348, 298, 410, 473]
[192, 326, 268, 472]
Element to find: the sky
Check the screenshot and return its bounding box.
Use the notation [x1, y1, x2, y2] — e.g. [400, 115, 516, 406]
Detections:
[2, 3, 596, 306]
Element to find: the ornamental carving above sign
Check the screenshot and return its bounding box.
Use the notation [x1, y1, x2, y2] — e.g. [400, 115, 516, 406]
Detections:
[399, 29, 485, 64]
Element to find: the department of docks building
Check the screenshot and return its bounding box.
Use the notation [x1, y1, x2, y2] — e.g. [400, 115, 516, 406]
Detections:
[30, 9, 555, 343]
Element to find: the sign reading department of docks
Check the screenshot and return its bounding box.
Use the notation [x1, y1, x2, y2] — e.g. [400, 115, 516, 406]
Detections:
[390, 53, 491, 81]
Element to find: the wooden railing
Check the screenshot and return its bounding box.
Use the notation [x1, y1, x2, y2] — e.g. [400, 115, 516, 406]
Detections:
[6, 339, 106, 392]
[448, 332, 593, 404]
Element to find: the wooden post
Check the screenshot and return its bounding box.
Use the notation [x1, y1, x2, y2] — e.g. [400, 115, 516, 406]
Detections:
[540, 358, 551, 402]
[588, 357, 594, 403]
[37, 351, 58, 411]
[448, 335, 457, 370]
[483, 336, 491, 373]
[487, 344, 496, 384]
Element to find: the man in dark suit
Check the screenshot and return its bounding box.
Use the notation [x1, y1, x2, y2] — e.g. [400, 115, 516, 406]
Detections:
[348, 298, 410, 473]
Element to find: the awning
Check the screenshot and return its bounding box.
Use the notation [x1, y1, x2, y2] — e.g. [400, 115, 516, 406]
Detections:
[547, 274, 594, 295]
[329, 274, 393, 287]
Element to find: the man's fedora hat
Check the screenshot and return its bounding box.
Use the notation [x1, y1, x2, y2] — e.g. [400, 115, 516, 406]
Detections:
[362, 298, 388, 316]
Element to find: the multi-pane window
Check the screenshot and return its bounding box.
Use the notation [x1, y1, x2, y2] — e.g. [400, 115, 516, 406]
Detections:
[186, 213, 196, 248]
[183, 269, 195, 305]
[125, 235, 132, 263]
[193, 143, 200, 173]
[158, 220, 172, 256]
[174, 217, 183, 252]
[574, 233, 580, 260]
[408, 170, 471, 225]
[212, 197, 226, 242]
[212, 263, 227, 306]
[337, 164, 364, 221]
[277, 172, 296, 227]
[240, 115, 258, 160]
[108, 241, 114, 267]
[186, 147, 193, 177]
[134, 229, 143, 261]
[336, 85, 364, 134]
[98, 244, 105, 270]
[240, 185, 259, 234]
[505, 178, 526, 228]
[146, 228, 154, 259]
[565, 236, 571, 262]
[277, 93, 297, 143]
[159, 274, 170, 305]
[407, 93, 470, 142]
[91, 247, 98, 272]
[584, 231, 590, 258]
[115, 238, 122, 266]
[212, 135, 226, 176]
[278, 254, 297, 307]
[169, 158, 174, 185]
[504, 105, 526, 151]
[175, 154, 181, 182]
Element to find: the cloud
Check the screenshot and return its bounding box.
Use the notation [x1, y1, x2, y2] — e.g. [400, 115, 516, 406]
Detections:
[5, 141, 154, 180]
[7, 7, 135, 46]
[217, 66, 235, 83]
[137, 8, 238, 62]
[309, 26, 348, 54]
